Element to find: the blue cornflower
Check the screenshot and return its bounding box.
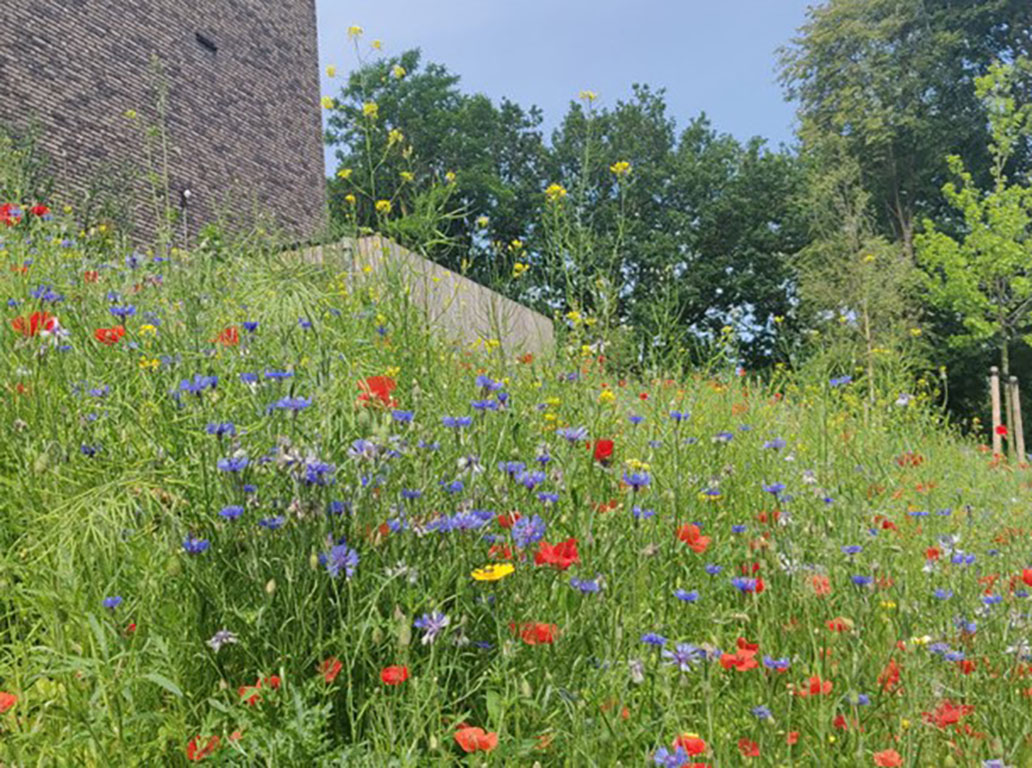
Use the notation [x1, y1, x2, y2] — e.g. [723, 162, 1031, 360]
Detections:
[662, 642, 703, 671]
[762, 655, 791, 670]
[713, 431, 734, 443]
[206, 421, 236, 437]
[538, 491, 559, 504]
[983, 594, 1003, 605]
[109, 304, 136, 318]
[180, 374, 218, 394]
[752, 705, 773, 720]
[242, 321, 259, 332]
[841, 545, 863, 555]
[239, 372, 258, 384]
[498, 460, 526, 478]
[442, 415, 472, 428]
[556, 426, 589, 442]
[628, 414, 644, 425]
[391, 409, 414, 423]
[512, 514, 546, 548]
[704, 563, 723, 576]
[217, 456, 248, 472]
[182, 535, 210, 554]
[944, 651, 966, 662]
[623, 471, 651, 491]
[413, 612, 450, 645]
[633, 506, 655, 520]
[441, 478, 464, 494]
[570, 577, 602, 594]
[475, 374, 503, 391]
[851, 574, 873, 587]
[219, 505, 244, 520]
[264, 369, 293, 380]
[471, 399, 499, 412]
[400, 488, 422, 500]
[268, 396, 311, 412]
[259, 516, 286, 530]
[731, 577, 759, 593]
[102, 596, 123, 610]
[653, 746, 690, 768]
[673, 589, 699, 603]
[320, 539, 359, 578]
[763, 438, 786, 450]
[762, 482, 785, 495]
[640, 632, 667, 647]
[669, 410, 689, 422]
[732, 524, 747, 534]
[934, 588, 953, 600]
[518, 470, 547, 490]
[829, 375, 852, 387]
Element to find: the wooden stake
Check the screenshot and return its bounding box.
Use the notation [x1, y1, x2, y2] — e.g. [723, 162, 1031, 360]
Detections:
[990, 367, 1003, 456]
[1011, 376, 1026, 464]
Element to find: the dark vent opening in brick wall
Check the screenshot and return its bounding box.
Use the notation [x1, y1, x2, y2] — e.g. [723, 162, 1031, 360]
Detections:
[195, 33, 218, 54]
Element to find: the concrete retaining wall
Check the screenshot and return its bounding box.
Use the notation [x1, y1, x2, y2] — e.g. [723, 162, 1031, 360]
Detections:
[299, 236, 554, 357]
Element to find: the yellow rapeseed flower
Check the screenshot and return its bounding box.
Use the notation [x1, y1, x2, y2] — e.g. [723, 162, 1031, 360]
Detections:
[598, 390, 616, 405]
[347, 25, 364, 39]
[392, 64, 406, 79]
[445, 171, 456, 184]
[471, 563, 514, 582]
[375, 200, 392, 215]
[544, 183, 568, 203]
[139, 324, 157, 336]
[371, 39, 382, 50]
[337, 167, 353, 180]
[344, 194, 357, 206]
[512, 262, 529, 278]
[399, 171, 414, 183]
[476, 216, 489, 228]
[321, 96, 335, 109]
[609, 160, 631, 177]
[326, 65, 337, 77]
[566, 310, 582, 324]
[579, 90, 598, 102]
[388, 129, 404, 145]
[362, 102, 379, 120]
[509, 239, 524, 251]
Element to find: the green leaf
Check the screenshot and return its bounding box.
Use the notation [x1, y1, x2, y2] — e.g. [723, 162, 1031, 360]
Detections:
[142, 672, 183, 698]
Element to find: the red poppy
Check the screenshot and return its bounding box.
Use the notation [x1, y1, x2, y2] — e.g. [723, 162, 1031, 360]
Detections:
[514, 622, 558, 645]
[1022, 569, 1032, 587]
[213, 326, 239, 346]
[878, 658, 902, 694]
[29, 204, 50, 218]
[738, 738, 760, 758]
[676, 524, 711, 554]
[810, 574, 832, 596]
[672, 734, 707, 755]
[922, 700, 973, 729]
[0, 691, 16, 713]
[873, 748, 903, 767]
[996, 424, 1009, 436]
[497, 511, 521, 529]
[320, 657, 342, 683]
[238, 684, 261, 706]
[454, 726, 498, 753]
[84, 270, 100, 283]
[357, 376, 398, 408]
[186, 734, 220, 762]
[11, 311, 57, 337]
[826, 617, 851, 633]
[720, 648, 759, 671]
[786, 731, 799, 745]
[925, 547, 940, 561]
[380, 665, 409, 685]
[94, 325, 126, 345]
[534, 538, 580, 570]
[795, 675, 833, 697]
[0, 203, 22, 226]
[592, 438, 614, 464]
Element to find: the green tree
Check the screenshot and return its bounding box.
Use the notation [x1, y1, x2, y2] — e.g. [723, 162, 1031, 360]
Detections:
[917, 60, 1032, 383]
[780, 0, 1032, 260]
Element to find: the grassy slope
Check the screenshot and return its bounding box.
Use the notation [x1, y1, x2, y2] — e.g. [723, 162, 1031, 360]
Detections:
[1, 221, 1031, 767]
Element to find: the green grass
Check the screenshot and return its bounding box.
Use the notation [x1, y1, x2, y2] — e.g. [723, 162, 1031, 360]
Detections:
[1, 215, 1031, 767]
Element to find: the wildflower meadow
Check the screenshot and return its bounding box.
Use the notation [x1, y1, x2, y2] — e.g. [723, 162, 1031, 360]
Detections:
[2, 203, 1032, 767]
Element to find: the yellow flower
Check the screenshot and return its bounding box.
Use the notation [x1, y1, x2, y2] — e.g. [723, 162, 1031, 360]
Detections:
[384, 366, 401, 377]
[444, 171, 456, 184]
[375, 199, 392, 215]
[476, 215, 489, 228]
[471, 563, 514, 582]
[910, 327, 922, 337]
[326, 65, 337, 77]
[566, 310, 582, 324]
[609, 160, 631, 176]
[139, 324, 157, 336]
[388, 128, 404, 145]
[773, 315, 784, 324]
[392, 64, 406, 79]
[544, 183, 568, 203]
[910, 634, 932, 646]
[598, 390, 616, 405]
[512, 262, 529, 278]
[347, 25, 364, 39]
[578, 90, 598, 102]
[321, 96, 335, 109]
[337, 167, 353, 180]
[399, 171, 414, 183]
[138, 357, 159, 371]
[371, 39, 382, 50]
[344, 194, 356, 206]
[509, 239, 524, 251]
[362, 102, 379, 120]
[584, 317, 597, 328]
[862, 253, 876, 263]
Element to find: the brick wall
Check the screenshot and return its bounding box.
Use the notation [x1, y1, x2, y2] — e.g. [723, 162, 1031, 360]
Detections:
[0, 0, 326, 244]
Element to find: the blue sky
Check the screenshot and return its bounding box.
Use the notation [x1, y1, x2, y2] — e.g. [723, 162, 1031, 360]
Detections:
[315, 0, 813, 173]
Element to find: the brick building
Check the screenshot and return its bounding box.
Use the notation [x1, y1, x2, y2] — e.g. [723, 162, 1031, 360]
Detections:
[0, 1, 326, 243]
